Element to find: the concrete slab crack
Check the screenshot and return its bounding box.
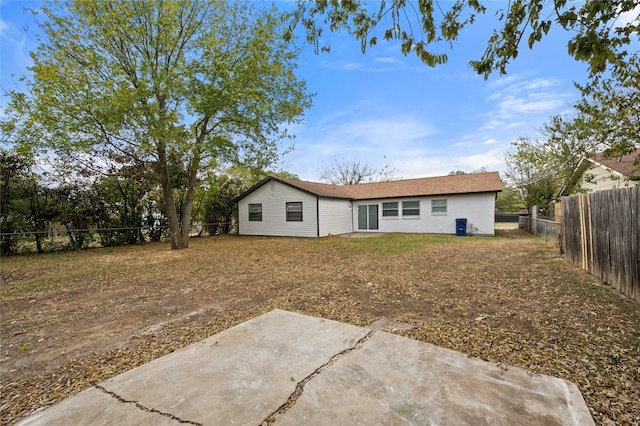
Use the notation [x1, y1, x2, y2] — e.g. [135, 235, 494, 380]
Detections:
[95, 385, 202, 425]
[260, 329, 375, 425]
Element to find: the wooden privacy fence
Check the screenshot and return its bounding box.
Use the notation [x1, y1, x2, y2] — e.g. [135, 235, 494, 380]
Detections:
[562, 186, 639, 302]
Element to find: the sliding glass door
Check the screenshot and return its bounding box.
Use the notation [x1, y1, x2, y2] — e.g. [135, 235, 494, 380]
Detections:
[357, 205, 378, 230]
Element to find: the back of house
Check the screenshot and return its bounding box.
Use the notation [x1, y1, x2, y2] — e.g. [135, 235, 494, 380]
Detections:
[234, 172, 503, 238]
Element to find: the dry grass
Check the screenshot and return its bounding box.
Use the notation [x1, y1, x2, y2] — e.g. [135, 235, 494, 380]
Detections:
[1, 231, 639, 425]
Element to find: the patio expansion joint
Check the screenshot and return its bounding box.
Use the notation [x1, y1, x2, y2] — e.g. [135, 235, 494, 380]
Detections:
[95, 385, 202, 425]
[260, 329, 376, 425]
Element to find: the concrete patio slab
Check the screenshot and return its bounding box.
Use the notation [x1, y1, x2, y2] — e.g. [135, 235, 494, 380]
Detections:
[277, 331, 592, 425]
[17, 309, 593, 426]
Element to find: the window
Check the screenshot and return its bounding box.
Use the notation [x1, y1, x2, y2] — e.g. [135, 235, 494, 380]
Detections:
[382, 202, 398, 217]
[402, 200, 420, 216]
[432, 199, 447, 214]
[286, 202, 303, 221]
[248, 204, 262, 221]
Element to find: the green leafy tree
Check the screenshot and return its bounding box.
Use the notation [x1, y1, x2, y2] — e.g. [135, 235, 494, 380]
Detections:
[495, 184, 523, 213]
[196, 166, 300, 236]
[292, 0, 639, 78]
[52, 183, 106, 250]
[504, 145, 557, 214]
[537, 115, 602, 193]
[2, 0, 312, 249]
[574, 53, 640, 161]
[0, 152, 31, 255]
[0, 151, 61, 254]
[93, 168, 153, 246]
[201, 174, 245, 236]
[505, 112, 603, 203]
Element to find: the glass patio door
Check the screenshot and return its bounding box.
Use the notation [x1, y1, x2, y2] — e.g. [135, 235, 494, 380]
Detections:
[357, 205, 378, 230]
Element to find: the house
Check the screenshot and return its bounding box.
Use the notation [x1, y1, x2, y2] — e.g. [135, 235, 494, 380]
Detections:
[570, 149, 640, 193]
[233, 172, 503, 237]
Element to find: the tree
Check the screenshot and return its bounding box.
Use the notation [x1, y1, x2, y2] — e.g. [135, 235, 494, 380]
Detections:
[537, 115, 602, 192]
[574, 53, 640, 161]
[319, 158, 399, 185]
[292, 1, 639, 79]
[201, 174, 245, 236]
[495, 184, 523, 213]
[504, 111, 605, 206]
[448, 167, 489, 175]
[0, 151, 62, 254]
[0, 151, 30, 255]
[504, 143, 557, 213]
[2, 0, 312, 249]
[319, 158, 374, 185]
[196, 166, 300, 236]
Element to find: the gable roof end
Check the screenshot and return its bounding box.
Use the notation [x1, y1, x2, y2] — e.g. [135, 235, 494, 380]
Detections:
[590, 149, 640, 178]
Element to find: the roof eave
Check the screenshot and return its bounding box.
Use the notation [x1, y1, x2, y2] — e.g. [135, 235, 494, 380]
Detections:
[351, 189, 502, 201]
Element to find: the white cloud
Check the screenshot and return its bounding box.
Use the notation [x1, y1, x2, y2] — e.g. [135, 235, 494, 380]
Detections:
[506, 78, 559, 93]
[481, 74, 574, 126]
[309, 115, 437, 156]
[0, 16, 33, 79]
[393, 146, 506, 179]
[374, 57, 399, 64]
[343, 62, 363, 70]
[285, 103, 442, 180]
[494, 94, 566, 116]
[616, 5, 640, 27]
[313, 59, 393, 73]
[479, 120, 504, 130]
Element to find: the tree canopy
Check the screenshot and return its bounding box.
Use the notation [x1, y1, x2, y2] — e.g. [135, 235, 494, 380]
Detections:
[504, 114, 606, 210]
[2, 0, 313, 249]
[291, 0, 639, 79]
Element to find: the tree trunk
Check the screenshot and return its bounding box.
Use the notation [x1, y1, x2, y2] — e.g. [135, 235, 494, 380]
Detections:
[157, 142, 188, 250]
[177, 147, 203, 247]
[165, 188, 188, 249]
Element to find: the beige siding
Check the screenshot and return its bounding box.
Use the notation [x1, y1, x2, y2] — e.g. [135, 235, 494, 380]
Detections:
[238, 181, 318, 237]
[581, 164, 639, 192]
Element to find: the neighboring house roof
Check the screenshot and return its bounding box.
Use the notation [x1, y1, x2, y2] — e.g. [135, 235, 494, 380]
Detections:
[235, 172, 503, 202]
[589, 149, 640, 178]
[560, 149, 640, 196]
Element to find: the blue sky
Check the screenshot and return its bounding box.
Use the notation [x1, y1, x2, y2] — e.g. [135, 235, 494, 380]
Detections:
[0, 1, 604, 181]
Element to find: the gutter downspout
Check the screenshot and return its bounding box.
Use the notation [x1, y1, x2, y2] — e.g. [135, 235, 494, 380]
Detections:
[316, 197, 320, 237]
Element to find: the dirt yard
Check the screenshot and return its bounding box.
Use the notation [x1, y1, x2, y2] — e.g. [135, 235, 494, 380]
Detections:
[1, 231, 639, 425]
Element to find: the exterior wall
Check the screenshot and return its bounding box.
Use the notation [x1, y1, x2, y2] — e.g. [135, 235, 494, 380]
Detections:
[237, 181, 318, 237]
[318, 198, 353, 236]
[581, 164, 639, 192]
[352, 193, 497, 236]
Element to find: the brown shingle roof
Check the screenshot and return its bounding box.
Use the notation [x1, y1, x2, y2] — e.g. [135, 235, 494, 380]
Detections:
[273, 172, 502, 200]
[591, 149, 640, 177]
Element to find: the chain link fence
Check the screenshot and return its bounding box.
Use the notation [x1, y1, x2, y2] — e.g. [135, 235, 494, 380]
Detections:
[0, 222, 232, 255]
[518, 216, 561, 245]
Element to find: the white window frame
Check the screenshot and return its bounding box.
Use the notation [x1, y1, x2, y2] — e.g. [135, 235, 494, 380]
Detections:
[402, 200, 420, 216]
[431, 199, 448, 215]
[382, 201, 399, 217]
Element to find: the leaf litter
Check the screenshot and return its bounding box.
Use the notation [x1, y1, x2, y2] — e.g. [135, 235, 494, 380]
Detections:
[1, 231, 639, 425]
